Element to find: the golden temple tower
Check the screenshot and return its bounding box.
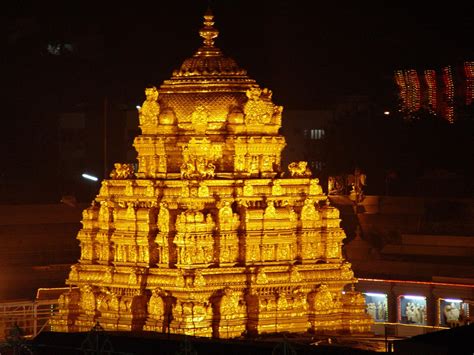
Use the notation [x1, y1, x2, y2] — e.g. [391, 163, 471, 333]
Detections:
[51, 10, 372, 337]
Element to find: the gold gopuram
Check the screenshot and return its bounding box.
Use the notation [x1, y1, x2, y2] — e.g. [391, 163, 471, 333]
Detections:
[51, 10, 372, 337]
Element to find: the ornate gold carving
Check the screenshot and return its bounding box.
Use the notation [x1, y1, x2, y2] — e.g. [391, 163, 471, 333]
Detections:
[264, 201, 277, 219]
[271, 179, 283, 196]
[139, 87, 160, 127]
[148, 288, 164, 318]
[309, 178, 323, 195]
[234, 155, 246, 171]
[200, 9, 219, 47]
[256, 269, 268, 284]
[110, 163, 135, 179]
[158, 202, 170, 233]
[54, 10, 371, 337]
[159, 107, 176, 125]
[193, 270, 206, 287]
[180, 138, 220, 179]
[310, 284, 333, 312]
[198, 182, 210, 197]
[80, 285, 96, 315]
[244, 88, 276, 125]
[288, 161, 311, 177]
[341, 262, 355, 281]
[289, 266, 303, 283]
[301, 198, 318, 221]
[191, 104, 210, 134]
[243, 181, 254, 196]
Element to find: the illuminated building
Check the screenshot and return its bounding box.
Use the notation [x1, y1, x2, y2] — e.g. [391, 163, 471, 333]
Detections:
[394, 69, 421, 115]
[343, 196, 474, 336]
[50, 11, 372, 337]
[394, 62, 474, 123]
[463, 61, 474, 106]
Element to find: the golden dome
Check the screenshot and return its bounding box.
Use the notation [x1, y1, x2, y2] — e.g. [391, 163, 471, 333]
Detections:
[160, 9, 256, 93]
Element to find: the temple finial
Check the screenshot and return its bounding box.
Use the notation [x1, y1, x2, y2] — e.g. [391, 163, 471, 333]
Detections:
[199, 8, 219, 47]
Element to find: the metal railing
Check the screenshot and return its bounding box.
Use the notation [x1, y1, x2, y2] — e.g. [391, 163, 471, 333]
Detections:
[0, 299, 58, 341]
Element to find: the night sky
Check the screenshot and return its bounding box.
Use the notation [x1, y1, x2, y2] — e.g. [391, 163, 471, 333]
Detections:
[5, 1, 474, 106]
[2, 1, 474, 199]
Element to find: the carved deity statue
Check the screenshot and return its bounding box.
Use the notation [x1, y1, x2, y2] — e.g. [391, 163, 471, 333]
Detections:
[158, 203, 170, 233]
[243, 181, 254, 196]
[206, 213, 215, 231]
[264, 201, 277, 219]
[139, 86, 160, 127]
[234, 155, 245, 171]
[220, 288, 241, 317]
[311, 284, 334, 312]
[244, 87, 275, 125]
[194, 270, 206, 287]
[309, 178, 323, 195]
[272, 180, 283, 196]
[80, 285, 96, 313]
[110, 163, 135, 179]
[148, 288, 164, 318]
[261, 155, 273, 172]
[198, 182, 210, 197]
[218, 201, 233, 228]
[301, 198, 317, 221]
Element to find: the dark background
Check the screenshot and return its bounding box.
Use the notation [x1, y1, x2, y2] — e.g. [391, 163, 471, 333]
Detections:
[2, 1, 474, 202]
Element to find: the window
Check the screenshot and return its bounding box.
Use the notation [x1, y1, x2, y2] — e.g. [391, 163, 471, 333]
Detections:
[310, 129, 325, 140]
[439, 298, 470, 327]
[399, 295, 426, 325]
[310, 161, 323, 171]
[363, 293, 388, 322]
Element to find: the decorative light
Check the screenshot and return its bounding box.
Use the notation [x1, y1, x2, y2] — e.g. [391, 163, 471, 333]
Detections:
[394, 69, 421, 117]
[424, 70, 437, 113]
[442, 66, 454, 123]
[464, 61, 474, 105]
[383, 111, 390, 115]
[359, 278, 474, 288]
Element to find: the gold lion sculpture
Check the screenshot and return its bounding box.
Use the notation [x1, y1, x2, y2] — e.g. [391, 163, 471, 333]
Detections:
[288, 161, 312, 177]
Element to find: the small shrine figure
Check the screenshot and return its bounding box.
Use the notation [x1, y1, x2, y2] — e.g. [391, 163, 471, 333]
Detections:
[243, 181, 254, 196]
[198, 182, 210, 197]
[264, 201, 277, 219]
[206, 213, 214, 231]
[158, 202, 170, 233]
[272, 180, 283, 196]
[219, 201, 233, 228]
[148, 288, 164, 318]
[139, 86, 160, 127]
[301, 198, 317, 221]
[309, 178, 323, 195]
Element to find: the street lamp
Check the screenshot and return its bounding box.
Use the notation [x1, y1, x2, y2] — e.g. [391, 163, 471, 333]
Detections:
[82, 173, 98, 182]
